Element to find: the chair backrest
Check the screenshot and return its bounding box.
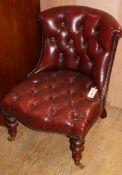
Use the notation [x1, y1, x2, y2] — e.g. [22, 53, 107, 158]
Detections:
[35, 6, 121, 97]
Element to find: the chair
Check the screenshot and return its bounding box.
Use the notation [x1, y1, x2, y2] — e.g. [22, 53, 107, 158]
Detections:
[0, 6, 121, 166]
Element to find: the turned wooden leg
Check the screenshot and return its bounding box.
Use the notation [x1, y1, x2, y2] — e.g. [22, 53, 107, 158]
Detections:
[101, 108, 107, 119]
[69, 137, 85, 167]
[5, 116, 18, 141]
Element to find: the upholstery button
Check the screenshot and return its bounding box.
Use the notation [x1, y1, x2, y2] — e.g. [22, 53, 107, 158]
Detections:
[59, 52, 63, 57]
[52, 83, 56, 89]
[50, 36, 55, 42]
[58, 29, 61, 33]
[99, 46, 105, 53]
[59, 57, 63, 64]
[67, 89, 73, 95]
[33, 90, 38, 94]
[75, 56, 80, 64]
[70, 100, 75, 107]
[49, 84, 55, 89]
[69, 39, 73, 44]
[52, 73, 57, 78]
[33, 101, 38, 107]
[79, 24, 84, 32]
[12, 96, 18, 101]
[61, 21, 65, 27]
[71, 112, 82, 120]
[70, 90, 73, 94]
[93, 29, 99, 36]
[59, 53, 63, 64]
[50, 107, 57, 116]
[82, 40, 87, 49]
[32, 80, 40, 84]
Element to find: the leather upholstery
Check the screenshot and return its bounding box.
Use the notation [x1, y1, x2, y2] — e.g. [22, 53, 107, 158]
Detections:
[0, 6, 122, 140]
[31, 6, 121, 95]
[1, 70, 102, 138]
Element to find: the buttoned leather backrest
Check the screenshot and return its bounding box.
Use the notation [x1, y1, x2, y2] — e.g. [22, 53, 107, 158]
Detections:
[34, 6, 121, 94]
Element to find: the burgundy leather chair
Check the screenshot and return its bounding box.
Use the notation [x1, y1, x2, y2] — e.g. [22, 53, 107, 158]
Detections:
[0, 6, 121, 166]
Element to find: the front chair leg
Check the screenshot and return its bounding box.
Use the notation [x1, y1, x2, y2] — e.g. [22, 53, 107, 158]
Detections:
[5, 116, 18, 141]
[69, 137, 85, 167]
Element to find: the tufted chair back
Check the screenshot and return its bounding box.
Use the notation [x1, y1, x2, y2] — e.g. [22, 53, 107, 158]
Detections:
[32, 6, 121, 98]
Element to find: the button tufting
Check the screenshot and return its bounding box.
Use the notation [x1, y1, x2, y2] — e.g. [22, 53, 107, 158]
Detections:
[33, 89, 38, 94]
[50, 107, 57, 116]
[59, 53, 63, 64]
[33, 101, 38, 107]
[59, 52, 63, 57]
[52, 83, 56, 89]
[71, 112, 82, 120]
[78, 23, 84, 32]
[1, 4, 120, 151]
[49, 84, 55, 89]
[70, 90, 74, 95]
[67, 89, 73, 95]
[93, 25, 100, 36]
[50, 36, 55, 42]
[98, 46, 106, 54]
[82, 40, 87, 49]
[70, 100, 75, 108]
[75, 56, 80, 64]
[69, 39, 74, 45]
[61, 21, 65, 27]
[12, 96, 18, 101]
[80, 25, 84, 31]
[59, 57, 63, 64]
[1, 70, 102, 140]
[32, 80, 40, 84]
[52, 73, 57, 78]
[93, 29, 99, 36]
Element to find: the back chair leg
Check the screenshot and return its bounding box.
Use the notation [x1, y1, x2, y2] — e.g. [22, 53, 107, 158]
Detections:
[101, 108, 107, 119]
[5, 116, 18, 141]
[69, 137, 85, 167]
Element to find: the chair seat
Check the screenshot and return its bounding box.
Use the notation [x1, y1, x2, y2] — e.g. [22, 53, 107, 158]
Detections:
[1, 70, 103, 138]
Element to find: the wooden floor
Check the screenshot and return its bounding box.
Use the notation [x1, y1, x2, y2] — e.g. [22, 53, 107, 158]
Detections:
[0, 105, 122, 175]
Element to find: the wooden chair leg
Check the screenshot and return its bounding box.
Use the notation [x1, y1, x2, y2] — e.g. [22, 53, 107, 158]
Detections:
[69, 137, 85, 167]
[101, 108, 107, 119]
[5, 116, 18, 141]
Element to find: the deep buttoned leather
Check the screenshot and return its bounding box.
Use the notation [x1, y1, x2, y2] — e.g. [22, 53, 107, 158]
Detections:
[1, 70, 103, 138]
[31, 6, 121, 94]
[0, 6, 122, 139]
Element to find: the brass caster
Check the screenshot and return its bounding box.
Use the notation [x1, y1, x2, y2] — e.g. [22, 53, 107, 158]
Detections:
[76, 163, 84, 169]
[7, 136, 15, 141]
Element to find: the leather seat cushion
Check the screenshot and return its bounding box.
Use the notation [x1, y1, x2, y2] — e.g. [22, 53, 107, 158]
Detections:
[1, 70, 103, 138]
